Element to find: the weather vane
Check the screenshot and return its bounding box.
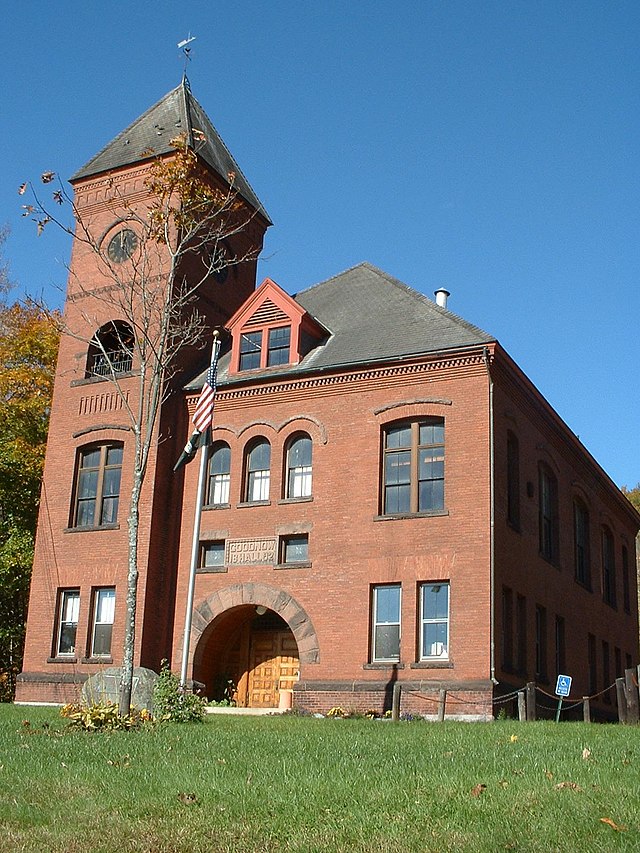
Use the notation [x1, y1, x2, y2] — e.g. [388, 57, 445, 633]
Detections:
[178, 34, 196, 78]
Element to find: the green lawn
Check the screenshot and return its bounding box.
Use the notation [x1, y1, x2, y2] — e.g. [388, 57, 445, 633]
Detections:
[1, 705, 639, 852]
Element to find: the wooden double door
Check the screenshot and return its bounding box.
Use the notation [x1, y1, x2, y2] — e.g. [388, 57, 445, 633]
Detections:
[245, 630, 299, 708]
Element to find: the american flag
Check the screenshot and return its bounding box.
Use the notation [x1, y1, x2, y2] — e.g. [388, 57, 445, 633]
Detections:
[192, 339, 220, 433]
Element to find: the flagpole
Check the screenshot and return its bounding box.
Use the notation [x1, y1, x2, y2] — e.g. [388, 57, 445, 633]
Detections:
[180, 333, 220, 689]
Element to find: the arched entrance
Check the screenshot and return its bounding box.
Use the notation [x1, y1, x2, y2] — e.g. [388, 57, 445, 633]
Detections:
[190, 584, 319, 709]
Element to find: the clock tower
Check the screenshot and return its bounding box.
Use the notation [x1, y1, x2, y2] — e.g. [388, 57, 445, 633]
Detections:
[16, 80, 271, 703]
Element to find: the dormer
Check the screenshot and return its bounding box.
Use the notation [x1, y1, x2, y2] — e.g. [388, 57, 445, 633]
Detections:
[227, 278, 327, 374]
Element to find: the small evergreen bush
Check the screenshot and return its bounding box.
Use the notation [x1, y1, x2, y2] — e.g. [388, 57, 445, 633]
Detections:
[153, 661, 206, 723]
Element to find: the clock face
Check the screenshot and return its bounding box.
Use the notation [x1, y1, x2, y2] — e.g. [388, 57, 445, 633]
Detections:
[107, 228, 138, 263]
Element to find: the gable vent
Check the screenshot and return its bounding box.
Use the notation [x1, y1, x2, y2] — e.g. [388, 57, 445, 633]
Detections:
[244, 299, 289, 327]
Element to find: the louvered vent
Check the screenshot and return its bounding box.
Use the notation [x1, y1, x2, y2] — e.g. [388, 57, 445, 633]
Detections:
[244, 299, 289, 327]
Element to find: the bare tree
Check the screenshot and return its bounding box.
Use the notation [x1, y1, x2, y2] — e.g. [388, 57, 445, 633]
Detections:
[21, 135, 260, 712]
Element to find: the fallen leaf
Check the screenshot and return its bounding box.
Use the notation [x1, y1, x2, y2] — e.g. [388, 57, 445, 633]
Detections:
[177, 792, 198, 805]
[582, 748, 591, 760]
[544, 770, 554, 781]
[510, 734, 518, 742]
[498, 779, 509, 788]
[555, 781, 583, 791]
[471, 783, 487, 797]
[600, 817, 626, 831]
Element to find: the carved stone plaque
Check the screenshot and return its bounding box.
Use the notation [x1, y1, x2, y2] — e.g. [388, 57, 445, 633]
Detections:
[226, 537, 277, 566]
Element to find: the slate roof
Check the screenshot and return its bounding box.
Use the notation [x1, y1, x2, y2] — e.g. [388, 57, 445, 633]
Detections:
[186, 263, 495, 390]
[71, 79, 270, 223]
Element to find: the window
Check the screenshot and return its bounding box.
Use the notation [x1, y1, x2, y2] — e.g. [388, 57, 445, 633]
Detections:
[420, 583, 450, 660]
[371, 585, 401, 662]
[588, 633, 597, 694]
[73, 443, 123, 528]
[555, 615, 566, 676]
[622, 545, 631, 613]
[91, 588, 115, 657]
[502, 587, 513, 670]
[55, 589, 80, 656]
[573, 499, 590, 587]
[615, 646, 623, 680]
[602, 641, 611, 703]
[267, 327, 291, 366]
[280, 534, 309, 564]
[538, 464, 558, 562]
[602, 527, 616, 607]
[535, 604, 547, 681]
[207, 442, 231, 506]
[86, 320, 134, 378]
[383, 419, 444, 515]
[245, 439, 271, 502]
[200, 541, 226, 571]
[239, 331, 262, 371]
[285, 434, 312, 498]
[516, 595, 527, 675]
[238, 325, 293, 371]
[506, 431, 520, 529]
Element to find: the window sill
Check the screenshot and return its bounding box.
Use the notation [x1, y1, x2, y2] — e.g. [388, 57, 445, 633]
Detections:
[47, 656, 78, 664]
[275, 561, 311, 570]
[81, 656, 114, 665]
[363, 662, 405, 670]
[507, 520, 521, 534]
[277, 496, 313, 505]
[64, 524, 120, 533]
[410, 660, 453, 669]
[237, 501, 271, 508]
[539, 553, 560, 569]
[603, 599, 618, 611]
[71, 371, 136, 387]
[374, 510, 449, 522]
[196, 565, 228, 574]
[202, 503, 231, 511]
[574, 578, 592, 593]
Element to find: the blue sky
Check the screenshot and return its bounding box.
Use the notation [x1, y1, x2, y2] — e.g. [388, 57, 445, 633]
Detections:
[2, 2, 638, 488]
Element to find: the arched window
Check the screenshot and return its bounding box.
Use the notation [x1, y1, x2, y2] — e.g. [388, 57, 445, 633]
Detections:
[245, 439, 271, 502]
[72, 442, 123, 528]
[573, 498, 590, 587]
[285, 434, 312, 498]
[382, 418, 444, 515]
[538, 463, 559, 562]
[86, 320, 134, 378]
[601, 526, 616, 607]
[207, 442, 231, 506]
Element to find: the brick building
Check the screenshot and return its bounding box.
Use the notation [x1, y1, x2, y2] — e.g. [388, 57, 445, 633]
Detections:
[16, 83, 640, 719]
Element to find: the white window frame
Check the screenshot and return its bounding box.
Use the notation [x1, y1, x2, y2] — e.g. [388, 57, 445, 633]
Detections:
[56, 589, 80, 657]
[371, 584, 401, 662]
[419, 582, 450, 660]
[91, 587, 115, 658]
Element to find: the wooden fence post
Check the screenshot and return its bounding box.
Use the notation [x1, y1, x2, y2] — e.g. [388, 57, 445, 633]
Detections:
[582, 697, 590, 723]
[624, 668, 639, 724]
[525, 682, 536, 721]
[517, 691, 526, 722]
[616, 678, 627, 723]
[437, 688, 447, 722]
[391, 682, 401, 722]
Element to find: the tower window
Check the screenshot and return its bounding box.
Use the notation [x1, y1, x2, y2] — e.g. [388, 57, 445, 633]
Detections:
[72, 443, 123, 528]
[86, 320, 134, 378]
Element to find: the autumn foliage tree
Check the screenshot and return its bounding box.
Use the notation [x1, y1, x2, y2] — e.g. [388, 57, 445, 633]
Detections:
[0, 256, 59, 698]
[22, 133, 258, 712]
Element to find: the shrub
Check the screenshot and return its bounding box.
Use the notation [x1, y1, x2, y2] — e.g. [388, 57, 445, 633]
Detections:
[152, 661, 206, 723]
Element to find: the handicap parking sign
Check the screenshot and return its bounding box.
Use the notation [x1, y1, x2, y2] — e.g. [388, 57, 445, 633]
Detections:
[555, 674, 572, 697]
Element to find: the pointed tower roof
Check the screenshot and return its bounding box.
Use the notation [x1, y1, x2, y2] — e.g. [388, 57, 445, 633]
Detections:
[71, 79, 271, 223]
